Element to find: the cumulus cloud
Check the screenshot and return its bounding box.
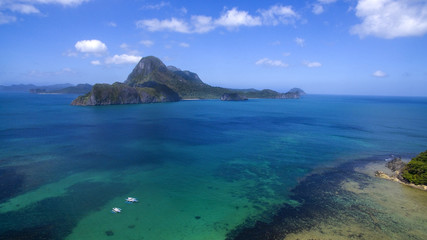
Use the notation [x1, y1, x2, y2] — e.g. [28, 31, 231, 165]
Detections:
[373, 70, 387, 77]
[351, 0, 427, 39]
[303, 61, 322, 67]
[312, 4, 324, 15]
[105, 54, 141, 64]
[312, 0, 337, 15]
[215, 8, 261, 28]
[136, 18, 190, 33]
[136, 4, 300, 33]
[295, 37, 305, 47]
[91, 60, 101, 65]
[179, 42, 190, 48]
[0, 0, 90, 24]
[140, 40, 154, 47]
[256, 58, 288, 67]
[191, 15, 215, 33]
[75, 39, 107, 53]
[259, 5, 299, 25]
[9, 4, 40, 14]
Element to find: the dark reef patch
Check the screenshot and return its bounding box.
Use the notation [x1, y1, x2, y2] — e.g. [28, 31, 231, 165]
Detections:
[226, 156, 413, 240]
[0, 167, 24, 202]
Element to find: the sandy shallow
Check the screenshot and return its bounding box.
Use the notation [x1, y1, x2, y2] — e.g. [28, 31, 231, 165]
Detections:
[283, 160, 427, 240]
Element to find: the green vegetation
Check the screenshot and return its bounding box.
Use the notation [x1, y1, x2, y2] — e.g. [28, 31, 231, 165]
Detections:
[401, 150, 427, 185]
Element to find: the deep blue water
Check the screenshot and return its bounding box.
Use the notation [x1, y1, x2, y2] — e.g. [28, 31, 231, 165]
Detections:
[0, 92, 426, 239]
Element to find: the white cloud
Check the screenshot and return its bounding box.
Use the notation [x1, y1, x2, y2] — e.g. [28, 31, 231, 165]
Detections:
[32, 0, 90, 7]
[105, 54, 141, 64]
[142, 1, 170, 10]
[373, 70, 387, 77]
[191, 15, 215, 33]
[136, 4, 301, 33]
[9, 4, 40, 14]
[303, 61, 322, 67]
[107, 21, 117, 27]
[295, 37, 305, 47]
[0, 12, 17, 24]
[215, 8, 262, 28]
[313, 0, 337, 15]
[0, 0, 89, 25]
[312, 4, 324, 15]
[179, 42, 190, 48]
[283, 52, 291, 57]
[91, 60, 101, 65]
[140, 40, 154, 47]
[318, 0, 337, 4]
[256, 58, 288, 68]
[351, 0, 427, 39]
[136, 18, 190, 33]
[259, 5, 299, 25]
[75, 39, 107, 53]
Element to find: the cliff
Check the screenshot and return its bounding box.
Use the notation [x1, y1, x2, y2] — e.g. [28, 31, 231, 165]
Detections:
[71, 82, 180, 106]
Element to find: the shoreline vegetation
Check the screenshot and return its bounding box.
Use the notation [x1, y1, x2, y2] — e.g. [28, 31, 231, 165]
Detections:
[375, 151, 427, 191]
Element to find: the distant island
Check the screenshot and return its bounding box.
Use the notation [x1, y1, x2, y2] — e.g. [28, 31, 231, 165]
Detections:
[0, 83, 92, 95]
[71, 56, 305, 106]
[30, 84, 92, 94]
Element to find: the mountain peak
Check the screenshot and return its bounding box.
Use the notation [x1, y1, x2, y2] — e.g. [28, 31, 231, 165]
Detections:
[125, 56, 168, 86]
[135, 56, 167, 73]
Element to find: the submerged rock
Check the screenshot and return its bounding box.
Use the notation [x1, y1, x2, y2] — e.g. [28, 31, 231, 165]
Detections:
[386, 156, 406, 172]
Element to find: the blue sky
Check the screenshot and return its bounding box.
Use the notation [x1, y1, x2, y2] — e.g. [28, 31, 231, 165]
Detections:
[1, 0, 427, 96]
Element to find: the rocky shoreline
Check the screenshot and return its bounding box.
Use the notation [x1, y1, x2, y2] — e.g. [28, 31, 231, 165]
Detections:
[375, 156, 427, 191]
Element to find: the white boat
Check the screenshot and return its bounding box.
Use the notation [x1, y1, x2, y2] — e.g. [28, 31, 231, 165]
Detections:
[126, 197, 138, 203]
[112, 207, 122, 213]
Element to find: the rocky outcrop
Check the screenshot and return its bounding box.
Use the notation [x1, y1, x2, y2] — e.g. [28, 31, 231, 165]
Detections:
[386, 157, 406, 172]
[71, 82, 180, 106]
[220, 93, 248, 101]
[374, 155, 427, 191]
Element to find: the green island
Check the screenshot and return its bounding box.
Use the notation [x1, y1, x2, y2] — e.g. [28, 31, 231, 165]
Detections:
[71, 56, 305, 106]
[402, 150, 427, 185]
[375, 150, 427, 190]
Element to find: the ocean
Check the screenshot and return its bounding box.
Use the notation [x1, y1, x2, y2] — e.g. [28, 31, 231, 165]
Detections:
[0, 92, 426, 240]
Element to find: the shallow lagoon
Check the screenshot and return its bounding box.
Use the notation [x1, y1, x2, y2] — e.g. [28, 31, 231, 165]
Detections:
[0, 93, 426, 239]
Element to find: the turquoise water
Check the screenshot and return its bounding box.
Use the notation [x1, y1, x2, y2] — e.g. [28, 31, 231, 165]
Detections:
[0, 93, 426, 239]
